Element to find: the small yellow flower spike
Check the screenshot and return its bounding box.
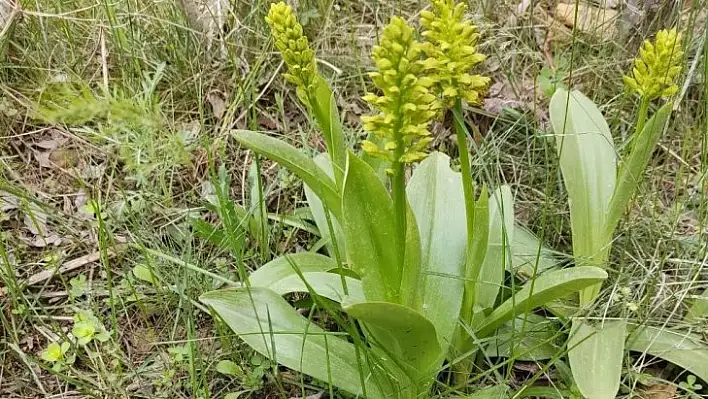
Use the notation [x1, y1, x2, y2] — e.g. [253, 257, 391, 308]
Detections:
[361, 17, 438, 164]
[420, 0, 491, 107]
[623, 28, 683, 100]
[265, 2, 317, 95]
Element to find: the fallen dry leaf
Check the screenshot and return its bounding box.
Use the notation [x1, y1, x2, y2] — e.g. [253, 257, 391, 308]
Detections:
[23, 202, 48, 236]
[0, 191, 19, 211]
[23, 233, 62, 248]
[33, 150, 53, 168]
[49, 148, 80, 168]
[207, 91, 227, 120]
[0, 0, 18, 35]
[554, 2, 619, 38]
[640, 383, 677, 399]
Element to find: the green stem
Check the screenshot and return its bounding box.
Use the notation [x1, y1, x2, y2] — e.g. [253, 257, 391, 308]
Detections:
[391, 156, 407, 300]
[453, 100, 476, 252]
[633, 97, 650, 143]
[452, 100, 481, 331]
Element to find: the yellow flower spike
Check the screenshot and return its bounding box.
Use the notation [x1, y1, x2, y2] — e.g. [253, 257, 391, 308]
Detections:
[623, 28, 683, 100]
[362, 17, 438, 164]
[421, 0, 491, 107]
[265, 2, 317, 95]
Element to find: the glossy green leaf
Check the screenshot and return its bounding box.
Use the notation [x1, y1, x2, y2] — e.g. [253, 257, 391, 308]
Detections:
[627, 325, 708, 382]
[311, 76, 347, 186]
[342, 153, 402, 302]
[343, 299, 442, 383]
[486, 314, 560, 361]
[550, 89, 616, 303]
[605, 103, 672, 238]
[568, 319, 626, 399]
[405, 152, 466, 350]
[477, 267, 608, 337]
[267, 272, 365, 303]
[476, 186, 514, 311]
[249, 253, 337, 287]
[233, 130, 341, 219]
[200, 287, 386, 398]
[304, 154, 346, 258]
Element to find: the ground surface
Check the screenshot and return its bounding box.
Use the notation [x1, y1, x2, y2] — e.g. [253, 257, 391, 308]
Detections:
[0, 0, 707, 398]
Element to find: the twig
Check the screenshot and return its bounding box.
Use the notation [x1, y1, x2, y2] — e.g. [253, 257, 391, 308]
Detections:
[25, 247, 121, 286]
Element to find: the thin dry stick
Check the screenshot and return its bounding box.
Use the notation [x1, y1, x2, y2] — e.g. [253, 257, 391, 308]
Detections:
[25, 247, 122, 286]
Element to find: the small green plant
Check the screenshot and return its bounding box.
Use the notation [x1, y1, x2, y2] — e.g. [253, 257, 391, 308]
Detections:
[679, 375, 703, 399]
[199, 2, 607, 397]
[72, 310, 111, 346]
[69, 274, 88, 299]
[41, 341, 73, 372]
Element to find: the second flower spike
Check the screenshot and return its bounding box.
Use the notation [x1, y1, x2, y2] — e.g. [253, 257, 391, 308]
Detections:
[265, 2, 317, 96]
[361, 17, 438, 164]
[623, 28, 683, 101]
[420, 0, 490, 107]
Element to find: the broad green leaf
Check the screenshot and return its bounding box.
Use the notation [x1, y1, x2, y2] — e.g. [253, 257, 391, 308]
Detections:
[605, 103, 672, 238]
[216, 360, 244, 377]
[627, 325, 708, 382]
[485, 314, 560, 361]
[476, 267, 608, 337]
[686, 289, 708, 322]
[405, 152, 466, 350]
[342, 153, 402, 302]
[511, 226, 563, 280]
[476, 186, 514, 311]
[268, 272, 365, 303]
[343, 300, 442, 383]
[304, 154, 346, 258]
[550, 89, 616, 304]
[200, 287, 387, 398]
[310, 76, 347, 186]
[132, 264, 158, 286]
[233, 130, 341, 219]
[249, 253, 337, 287]
[568, 319, 626, 399]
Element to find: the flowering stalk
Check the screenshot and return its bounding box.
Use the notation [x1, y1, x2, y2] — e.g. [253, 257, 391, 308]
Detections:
[624, 28, 683, 137]
[265, 2, 347, 185]
[420, 0, 490, 308]
[362, 16, 438, 266]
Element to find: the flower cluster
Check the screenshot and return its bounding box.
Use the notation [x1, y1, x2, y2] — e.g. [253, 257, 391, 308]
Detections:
[361, 17, 438, 164]
[420, 0, 490, 107]
[623, 28, 683, 100]
[265, 2, 317, 95]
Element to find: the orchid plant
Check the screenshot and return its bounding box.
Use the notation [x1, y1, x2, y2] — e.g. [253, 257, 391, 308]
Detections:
[199, 2, 608, 397]
[549, 29, 707, 399]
